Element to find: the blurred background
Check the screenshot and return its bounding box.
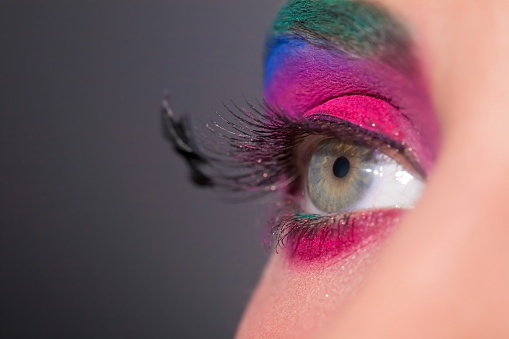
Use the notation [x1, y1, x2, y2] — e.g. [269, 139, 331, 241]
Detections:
[1, 1, 285, 337]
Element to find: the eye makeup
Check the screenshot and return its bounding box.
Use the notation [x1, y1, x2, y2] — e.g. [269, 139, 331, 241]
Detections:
[164, 99, 425, 262]
[258, 0, 439, 262]
[264, 37, 438, 174]
[165, 0, 440, 264]
[270, 200, 404, 261]
[265, 0, 440, 171]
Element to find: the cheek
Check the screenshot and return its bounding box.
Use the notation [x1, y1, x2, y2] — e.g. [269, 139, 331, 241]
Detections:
[236, 239, 388, 338]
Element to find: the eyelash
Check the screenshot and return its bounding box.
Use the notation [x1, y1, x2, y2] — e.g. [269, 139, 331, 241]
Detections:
[267, 198, 404, 260]
[162, 98, 420, 258]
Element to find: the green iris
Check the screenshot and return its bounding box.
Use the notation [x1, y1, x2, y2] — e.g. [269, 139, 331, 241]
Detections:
[306, 139, 375, 213]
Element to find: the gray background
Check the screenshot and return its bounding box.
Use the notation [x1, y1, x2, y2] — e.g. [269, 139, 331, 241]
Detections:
[1, 1, 285, 337]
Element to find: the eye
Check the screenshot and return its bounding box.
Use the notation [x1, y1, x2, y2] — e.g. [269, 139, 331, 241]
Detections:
[302, 138, 424, 214]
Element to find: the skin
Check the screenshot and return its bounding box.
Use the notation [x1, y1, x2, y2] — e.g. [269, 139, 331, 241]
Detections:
[237, 0, 509, 337]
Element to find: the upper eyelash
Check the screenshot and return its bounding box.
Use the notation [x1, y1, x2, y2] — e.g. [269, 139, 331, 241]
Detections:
[162, 97, 421, 199]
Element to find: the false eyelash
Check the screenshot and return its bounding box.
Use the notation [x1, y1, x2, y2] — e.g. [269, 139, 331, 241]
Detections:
[162, 96, 411, 199]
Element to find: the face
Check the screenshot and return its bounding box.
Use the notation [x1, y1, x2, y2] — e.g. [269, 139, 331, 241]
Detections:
[232, 0, 509, 337]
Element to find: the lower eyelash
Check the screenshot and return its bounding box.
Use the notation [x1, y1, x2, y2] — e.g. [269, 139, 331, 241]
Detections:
[267, 199, 403, 261]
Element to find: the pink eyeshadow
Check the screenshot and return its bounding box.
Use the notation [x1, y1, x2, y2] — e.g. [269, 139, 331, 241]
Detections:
[305, 95, 408, 143]
[286, 209, 403, 263]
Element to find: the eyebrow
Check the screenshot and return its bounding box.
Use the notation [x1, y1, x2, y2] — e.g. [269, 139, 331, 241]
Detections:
[267, 0, 412, 70]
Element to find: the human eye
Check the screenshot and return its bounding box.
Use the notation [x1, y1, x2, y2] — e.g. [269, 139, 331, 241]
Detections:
[163, 0, 440, 264]
[302, 137, 423, 215]
[268, 110, 427, 261]
[163, 93, 429, 262]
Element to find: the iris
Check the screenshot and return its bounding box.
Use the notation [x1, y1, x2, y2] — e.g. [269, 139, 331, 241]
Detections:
[306, 139, 375, 213]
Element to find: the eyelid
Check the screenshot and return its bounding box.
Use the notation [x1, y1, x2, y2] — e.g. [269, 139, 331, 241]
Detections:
[305, 95, 407, 144]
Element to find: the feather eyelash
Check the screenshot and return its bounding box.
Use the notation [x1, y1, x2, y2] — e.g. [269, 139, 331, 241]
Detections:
[162, 97, 408, 199]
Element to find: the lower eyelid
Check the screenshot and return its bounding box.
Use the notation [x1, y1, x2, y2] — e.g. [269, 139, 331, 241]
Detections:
[269, 204, 404, 262]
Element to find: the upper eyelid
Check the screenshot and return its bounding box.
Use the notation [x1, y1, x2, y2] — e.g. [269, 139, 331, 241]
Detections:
[305, 92, 403, 113]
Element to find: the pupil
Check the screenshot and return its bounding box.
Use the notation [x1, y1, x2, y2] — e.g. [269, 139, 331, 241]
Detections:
[333, 156, 350, 178]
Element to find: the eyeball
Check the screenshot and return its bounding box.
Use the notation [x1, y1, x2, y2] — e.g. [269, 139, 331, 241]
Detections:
[304, 138, 424, 214]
